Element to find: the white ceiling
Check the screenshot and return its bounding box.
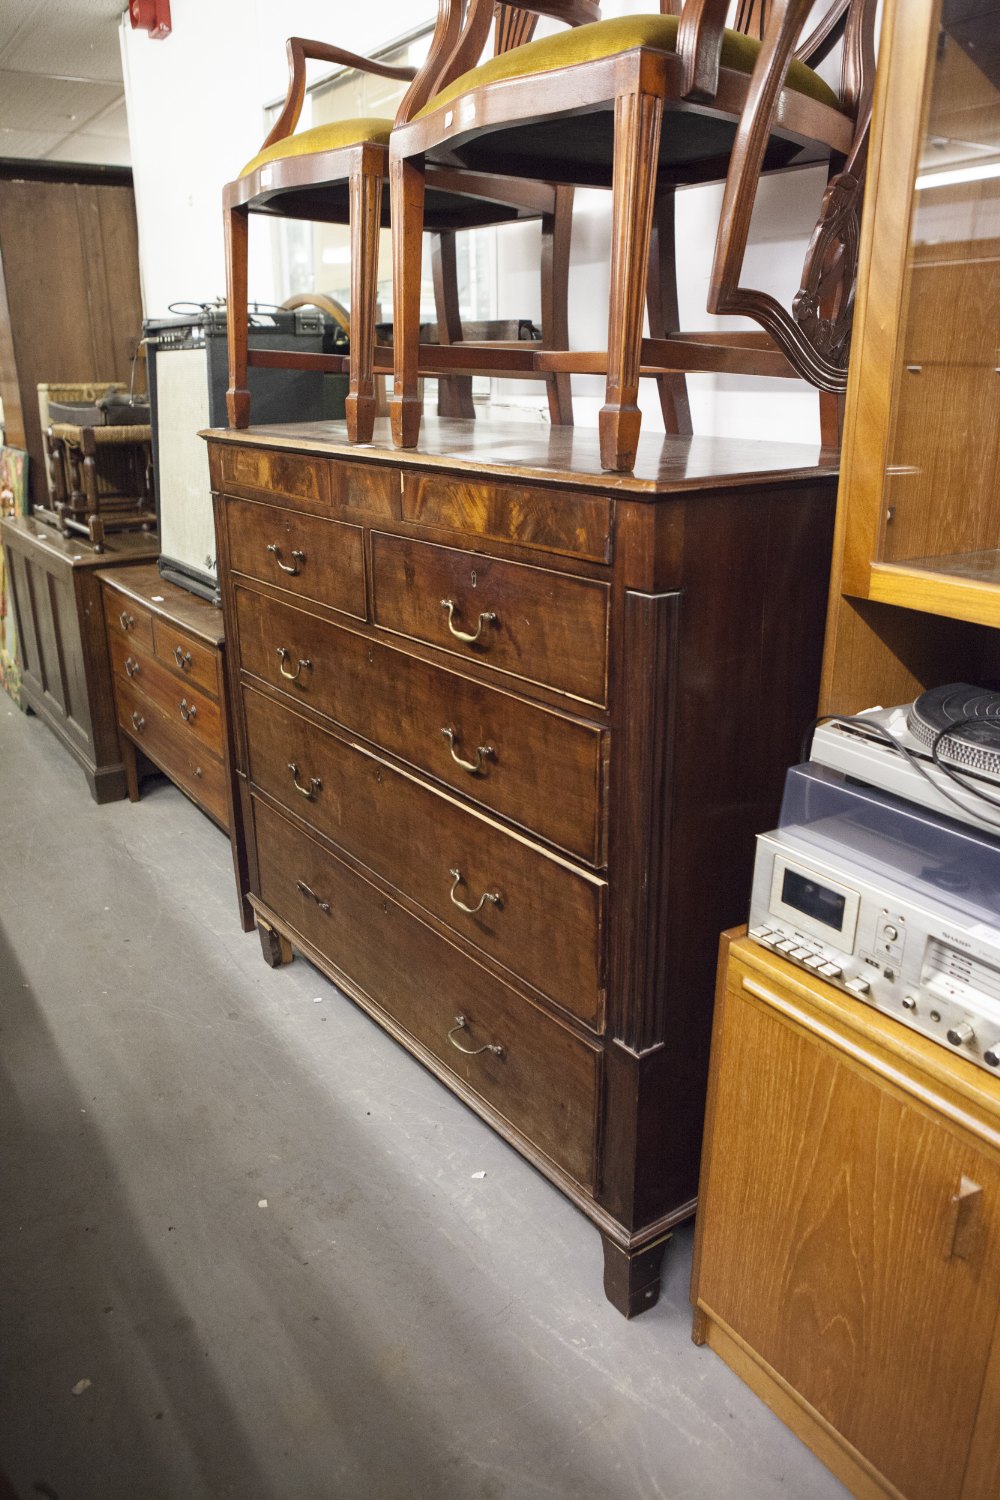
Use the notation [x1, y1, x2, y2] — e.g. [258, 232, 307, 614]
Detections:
[0, 0, 131, 166]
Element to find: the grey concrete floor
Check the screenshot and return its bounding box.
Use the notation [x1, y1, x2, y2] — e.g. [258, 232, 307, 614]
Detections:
[0, 701, 847, 1500]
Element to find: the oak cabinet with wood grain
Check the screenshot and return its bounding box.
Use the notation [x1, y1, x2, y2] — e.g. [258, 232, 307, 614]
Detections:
[208, 418, 838, 1315]
[693, 933, 1000, 1499]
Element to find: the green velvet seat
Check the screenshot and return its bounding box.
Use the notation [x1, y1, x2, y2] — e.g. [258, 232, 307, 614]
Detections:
[240, 118, 393, 179]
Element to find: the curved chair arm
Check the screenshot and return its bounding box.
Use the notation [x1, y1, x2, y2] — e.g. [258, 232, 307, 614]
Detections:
[279, 292, 351, 339]
[261, 37, 417, 154]
[675, 0, 733, 101]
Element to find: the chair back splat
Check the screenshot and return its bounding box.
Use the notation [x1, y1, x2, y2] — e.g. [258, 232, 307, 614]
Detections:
[388, 0, 880, 469]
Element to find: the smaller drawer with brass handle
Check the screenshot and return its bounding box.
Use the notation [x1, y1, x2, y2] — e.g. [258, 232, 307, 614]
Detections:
[226, 497, 365, 618]
[103, 591, 154, 652]
[253, 798, 599, 1186]
[372, 532, 610, 705]
[110, 633, 222, 756]
[151, 620, 219, 696]
[115, 676, 228, 825]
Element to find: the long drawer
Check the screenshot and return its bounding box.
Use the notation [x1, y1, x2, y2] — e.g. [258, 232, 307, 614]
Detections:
[243, 686, 605, 1029]
[109, 633, 222, 756]
[253, 798, 599, 1186]
[371, 532, 609, 705]
[116, 676, 229, 824]
[226, 496, 366, 619]
[235, 585, 606, 865]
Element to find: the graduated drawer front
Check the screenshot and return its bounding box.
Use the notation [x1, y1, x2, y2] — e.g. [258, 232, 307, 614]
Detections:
[371, 533, 609, 705]
[235, 587, 605, 866]
[402, 471, 612, 563]
[219, 445, 329, 507]
[243, 687, 605, 1029]
[151, 618, 218, 697]
[109, 634, 222, 757]
[253, 798, 598, 1187]
[104, 591, 154, 654]
[116, 677, 228, 824]
[226, 497, 365, 618]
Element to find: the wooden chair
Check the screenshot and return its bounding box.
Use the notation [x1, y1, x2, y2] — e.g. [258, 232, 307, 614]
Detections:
[389, 0, 878, 469]
[224, 3, 576, 442]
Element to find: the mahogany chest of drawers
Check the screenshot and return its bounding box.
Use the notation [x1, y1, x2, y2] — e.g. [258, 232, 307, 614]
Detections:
[206, 418, 838, 1315]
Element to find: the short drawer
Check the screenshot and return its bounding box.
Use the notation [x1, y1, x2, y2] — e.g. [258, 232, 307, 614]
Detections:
[117, 679, 228, 825]
[218, 445, 329, 507]
[104, 590, 154, 653]
[110, 634, 222, 757]
[371, 532, 609, 705]
[253, 798, 599, 1187]
[151, 618, 219, 697]
[402, 470, 612, 563]
[226, 497, 365, 618]
[235, 586, 606, 866]
[243, 686, 605, 1028]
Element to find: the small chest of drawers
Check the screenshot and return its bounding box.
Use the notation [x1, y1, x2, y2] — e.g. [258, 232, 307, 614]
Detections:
[100, 564, 234, 833]
[208, 418, 839, 1316]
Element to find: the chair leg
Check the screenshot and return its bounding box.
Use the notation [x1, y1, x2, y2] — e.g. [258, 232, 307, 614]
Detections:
[647, 189, 692, 437]
[390, 154, 426, 449]
[541, 184, 574, 426]
[600, 91, 663, 472]
[224, 202, 251, 428]
[346, 158, 382, 444]
[433, 231, 475, 421]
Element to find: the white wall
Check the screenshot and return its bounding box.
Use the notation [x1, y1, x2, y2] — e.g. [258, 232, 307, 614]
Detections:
[122, 0, 827, 441]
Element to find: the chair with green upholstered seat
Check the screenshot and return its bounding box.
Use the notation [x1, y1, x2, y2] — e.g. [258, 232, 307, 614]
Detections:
[223, 11, 578, 442]
[389, 0, 879, 469]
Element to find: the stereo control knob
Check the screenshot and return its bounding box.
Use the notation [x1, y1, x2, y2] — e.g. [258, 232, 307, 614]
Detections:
[901, 995, 917, 1012]
[985, 1042, 1000, 1068]
[947, 1021, 975, 1047]
[883, 924, 899, 942]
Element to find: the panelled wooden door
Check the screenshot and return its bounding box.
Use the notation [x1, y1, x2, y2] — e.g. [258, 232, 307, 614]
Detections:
[696, 971, 1000, 1500]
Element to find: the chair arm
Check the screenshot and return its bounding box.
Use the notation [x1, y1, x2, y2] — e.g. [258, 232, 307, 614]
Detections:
[261, 37, 417, 153]
[675, 0, 733, 101]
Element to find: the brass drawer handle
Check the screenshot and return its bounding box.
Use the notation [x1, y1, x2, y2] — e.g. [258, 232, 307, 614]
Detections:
[174, 646, 193, 671]
[179, 698, 197, 723]
[267, 543, 305, 576]
[276, 646, 312, 682]
[130, 710, 145, 733]
[119, 609, 136, 631]
[124, 656, 140, 678]
[296, 878, 331, 914]
[449, 867, 502, 915]
[288, 762, 321, 800]
[441, 726, 493, 776]
[440, 598, 498, 645]
[447, 1014, 504, 1059]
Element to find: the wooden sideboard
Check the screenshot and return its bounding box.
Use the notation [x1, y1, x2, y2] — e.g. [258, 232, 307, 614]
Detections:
[693, 932, 1000, 1499]
[0, 515, 159, 800]
[206, 417, 838, 1315]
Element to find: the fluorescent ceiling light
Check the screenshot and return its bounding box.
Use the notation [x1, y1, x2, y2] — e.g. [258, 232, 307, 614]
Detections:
[915, 160, 1000, 190]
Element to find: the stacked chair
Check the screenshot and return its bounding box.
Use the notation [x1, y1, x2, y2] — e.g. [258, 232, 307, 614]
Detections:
[227, 0, 877, 471]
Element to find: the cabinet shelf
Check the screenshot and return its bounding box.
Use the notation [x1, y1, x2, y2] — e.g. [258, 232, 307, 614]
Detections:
[867, 550, 1000, 629]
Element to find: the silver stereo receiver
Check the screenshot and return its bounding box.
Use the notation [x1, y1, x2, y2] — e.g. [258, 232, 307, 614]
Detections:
[749, 762, 1000, 1075]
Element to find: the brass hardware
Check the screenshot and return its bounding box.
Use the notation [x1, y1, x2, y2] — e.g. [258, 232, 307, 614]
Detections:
[174, 646, 193, 671]
[448, 868, 502, 915]
[288, 762, 321, 800]
[179, 699, 197, 723]
[266, 543, 305, 576]
[195, 767, 203, 778]
[440, 598, 498, 645]
[276, 647, 311, 682]
[124, 656, 140, 678]
[130, 710, 145, 733]
[119, 610, 134, 630]
[441, 726, 493, 775]
[447, 1014, 504, 1059]
[296, 878, 331, 914]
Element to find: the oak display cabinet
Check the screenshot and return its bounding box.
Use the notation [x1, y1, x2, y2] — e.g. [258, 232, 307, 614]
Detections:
[821, 0, 1000, 714]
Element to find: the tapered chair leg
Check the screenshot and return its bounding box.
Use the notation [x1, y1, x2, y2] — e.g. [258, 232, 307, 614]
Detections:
[346, 156, 382, 444]
[433, 231, 476, 420]
[224, 203, 251, 428]
[647, 190, 692, 437]
[600, 91, 663, 471]
[390, 153, 426, 448]
[541, 184, 574, 426]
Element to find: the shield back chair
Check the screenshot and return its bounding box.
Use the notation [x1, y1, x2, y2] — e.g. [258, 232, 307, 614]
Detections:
[389, 0, 878, 470]
[223, 3, 576, 444]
